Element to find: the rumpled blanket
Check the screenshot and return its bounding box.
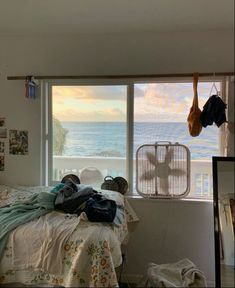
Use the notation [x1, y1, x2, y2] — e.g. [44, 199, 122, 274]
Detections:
[143, 258, 207, 287]
[11, 211, 81, 274]
[0, 185, 139, 287]
[0, 192, 55, 260]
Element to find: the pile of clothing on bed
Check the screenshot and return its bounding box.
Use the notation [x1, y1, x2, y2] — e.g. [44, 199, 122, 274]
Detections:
[53, 177, 121, 223]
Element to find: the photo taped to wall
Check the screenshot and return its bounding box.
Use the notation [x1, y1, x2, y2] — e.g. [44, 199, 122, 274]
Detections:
[0, 117, 6, 127]
[9, 130, 28, 155]
[0, 129, 7, 139]
[0, 141, 4, 153]
[0, 156, 4, 171]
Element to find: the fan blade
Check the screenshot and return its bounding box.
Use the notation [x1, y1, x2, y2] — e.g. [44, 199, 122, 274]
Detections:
[159, 178, 169, 195]
[146, 151, 157, 166]
[170, 168, 186, 177]
[140, 169, 155, 181]
[164, 148, 174, 165]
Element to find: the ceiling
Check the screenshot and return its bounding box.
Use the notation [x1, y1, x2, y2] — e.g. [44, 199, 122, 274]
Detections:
[0, 0, 234, 36]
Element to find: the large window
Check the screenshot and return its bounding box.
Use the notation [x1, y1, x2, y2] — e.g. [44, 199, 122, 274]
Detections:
[133, 82, 221, 198]
[51, 85, 127, 187]
[44, 79, 224, 199]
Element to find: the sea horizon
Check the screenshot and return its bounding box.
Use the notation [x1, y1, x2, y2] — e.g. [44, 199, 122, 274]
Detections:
[59, 121, 220, 160]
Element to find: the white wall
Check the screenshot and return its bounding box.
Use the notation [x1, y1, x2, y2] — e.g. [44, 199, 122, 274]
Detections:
[0, 30, 234, 184]
[0, 30, 234, 283]
[124, 198, 215, 284]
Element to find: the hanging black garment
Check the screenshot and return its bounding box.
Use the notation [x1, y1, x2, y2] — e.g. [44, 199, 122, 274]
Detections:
[199, 95, 227, 127]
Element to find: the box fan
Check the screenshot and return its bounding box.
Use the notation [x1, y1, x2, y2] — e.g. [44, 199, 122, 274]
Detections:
[136, 142, 190, 198]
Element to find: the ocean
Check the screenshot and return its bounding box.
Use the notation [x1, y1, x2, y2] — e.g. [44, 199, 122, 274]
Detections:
[61, 122, 220, 160]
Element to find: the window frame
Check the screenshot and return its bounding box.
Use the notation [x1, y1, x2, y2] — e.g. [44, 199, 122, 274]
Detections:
[42, 76, 226, 198]
[42, 79, 133, 187]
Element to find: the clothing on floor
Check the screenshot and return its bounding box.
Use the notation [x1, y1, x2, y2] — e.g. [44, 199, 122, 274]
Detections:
[143, 258, 207, 287]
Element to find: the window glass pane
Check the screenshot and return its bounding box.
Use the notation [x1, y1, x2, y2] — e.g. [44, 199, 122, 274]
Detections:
[134, 82, 221, 198]
[52, 85, 127, 187]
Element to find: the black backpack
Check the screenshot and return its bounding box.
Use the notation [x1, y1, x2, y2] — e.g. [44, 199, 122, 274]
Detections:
[84, 194, 117, 222]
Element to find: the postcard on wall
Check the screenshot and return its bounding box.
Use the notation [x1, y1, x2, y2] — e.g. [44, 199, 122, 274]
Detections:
[0, 141, 4, 153]
[0, 156, 4, 171]
[0, 128, 7, 139]
[0, 117, 6, 127]
[9, 130, 28, 155]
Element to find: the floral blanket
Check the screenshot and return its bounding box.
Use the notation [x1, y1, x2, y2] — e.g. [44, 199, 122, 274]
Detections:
[0, 185, 138, 287]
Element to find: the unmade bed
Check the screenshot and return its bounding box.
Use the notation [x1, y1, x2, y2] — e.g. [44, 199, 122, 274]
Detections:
[0, 185, 138, 287]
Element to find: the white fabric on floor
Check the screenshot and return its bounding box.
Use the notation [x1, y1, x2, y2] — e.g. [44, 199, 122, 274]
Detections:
[144, 258, 207, 287]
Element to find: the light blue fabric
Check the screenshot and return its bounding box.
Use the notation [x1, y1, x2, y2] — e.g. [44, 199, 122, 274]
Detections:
[113, 205, 125, 227]
[50, 183, 65, 194]
[0, 191, 56, 260]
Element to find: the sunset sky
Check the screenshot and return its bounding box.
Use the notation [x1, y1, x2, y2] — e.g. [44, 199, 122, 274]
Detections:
[52, 82, 220, 122]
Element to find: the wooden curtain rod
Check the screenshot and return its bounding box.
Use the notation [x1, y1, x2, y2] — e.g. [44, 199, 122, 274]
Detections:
[7, 72, 235, 80]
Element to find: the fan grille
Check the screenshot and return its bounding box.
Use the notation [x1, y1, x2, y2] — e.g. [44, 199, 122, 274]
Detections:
[136, 143, 190, 198]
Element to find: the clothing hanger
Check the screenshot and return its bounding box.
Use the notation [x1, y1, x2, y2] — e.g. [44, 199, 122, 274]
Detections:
[209, 73, 219, 96]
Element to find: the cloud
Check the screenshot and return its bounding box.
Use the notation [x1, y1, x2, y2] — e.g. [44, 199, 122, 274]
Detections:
[135, 83, 190, 120]
[53, 86, 126, 103]
[52, 82, 220, 122]
[53, 107, 125, 122]
[135, 111, 186, 122]
[134, 82, 220, 122]
[105, 107, 125, 117]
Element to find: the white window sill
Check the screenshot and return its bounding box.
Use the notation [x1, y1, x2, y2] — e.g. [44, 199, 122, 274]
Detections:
[124, 194, 213, 203]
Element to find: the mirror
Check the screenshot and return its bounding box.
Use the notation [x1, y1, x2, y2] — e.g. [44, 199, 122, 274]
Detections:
[213, 156, 235, 288]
